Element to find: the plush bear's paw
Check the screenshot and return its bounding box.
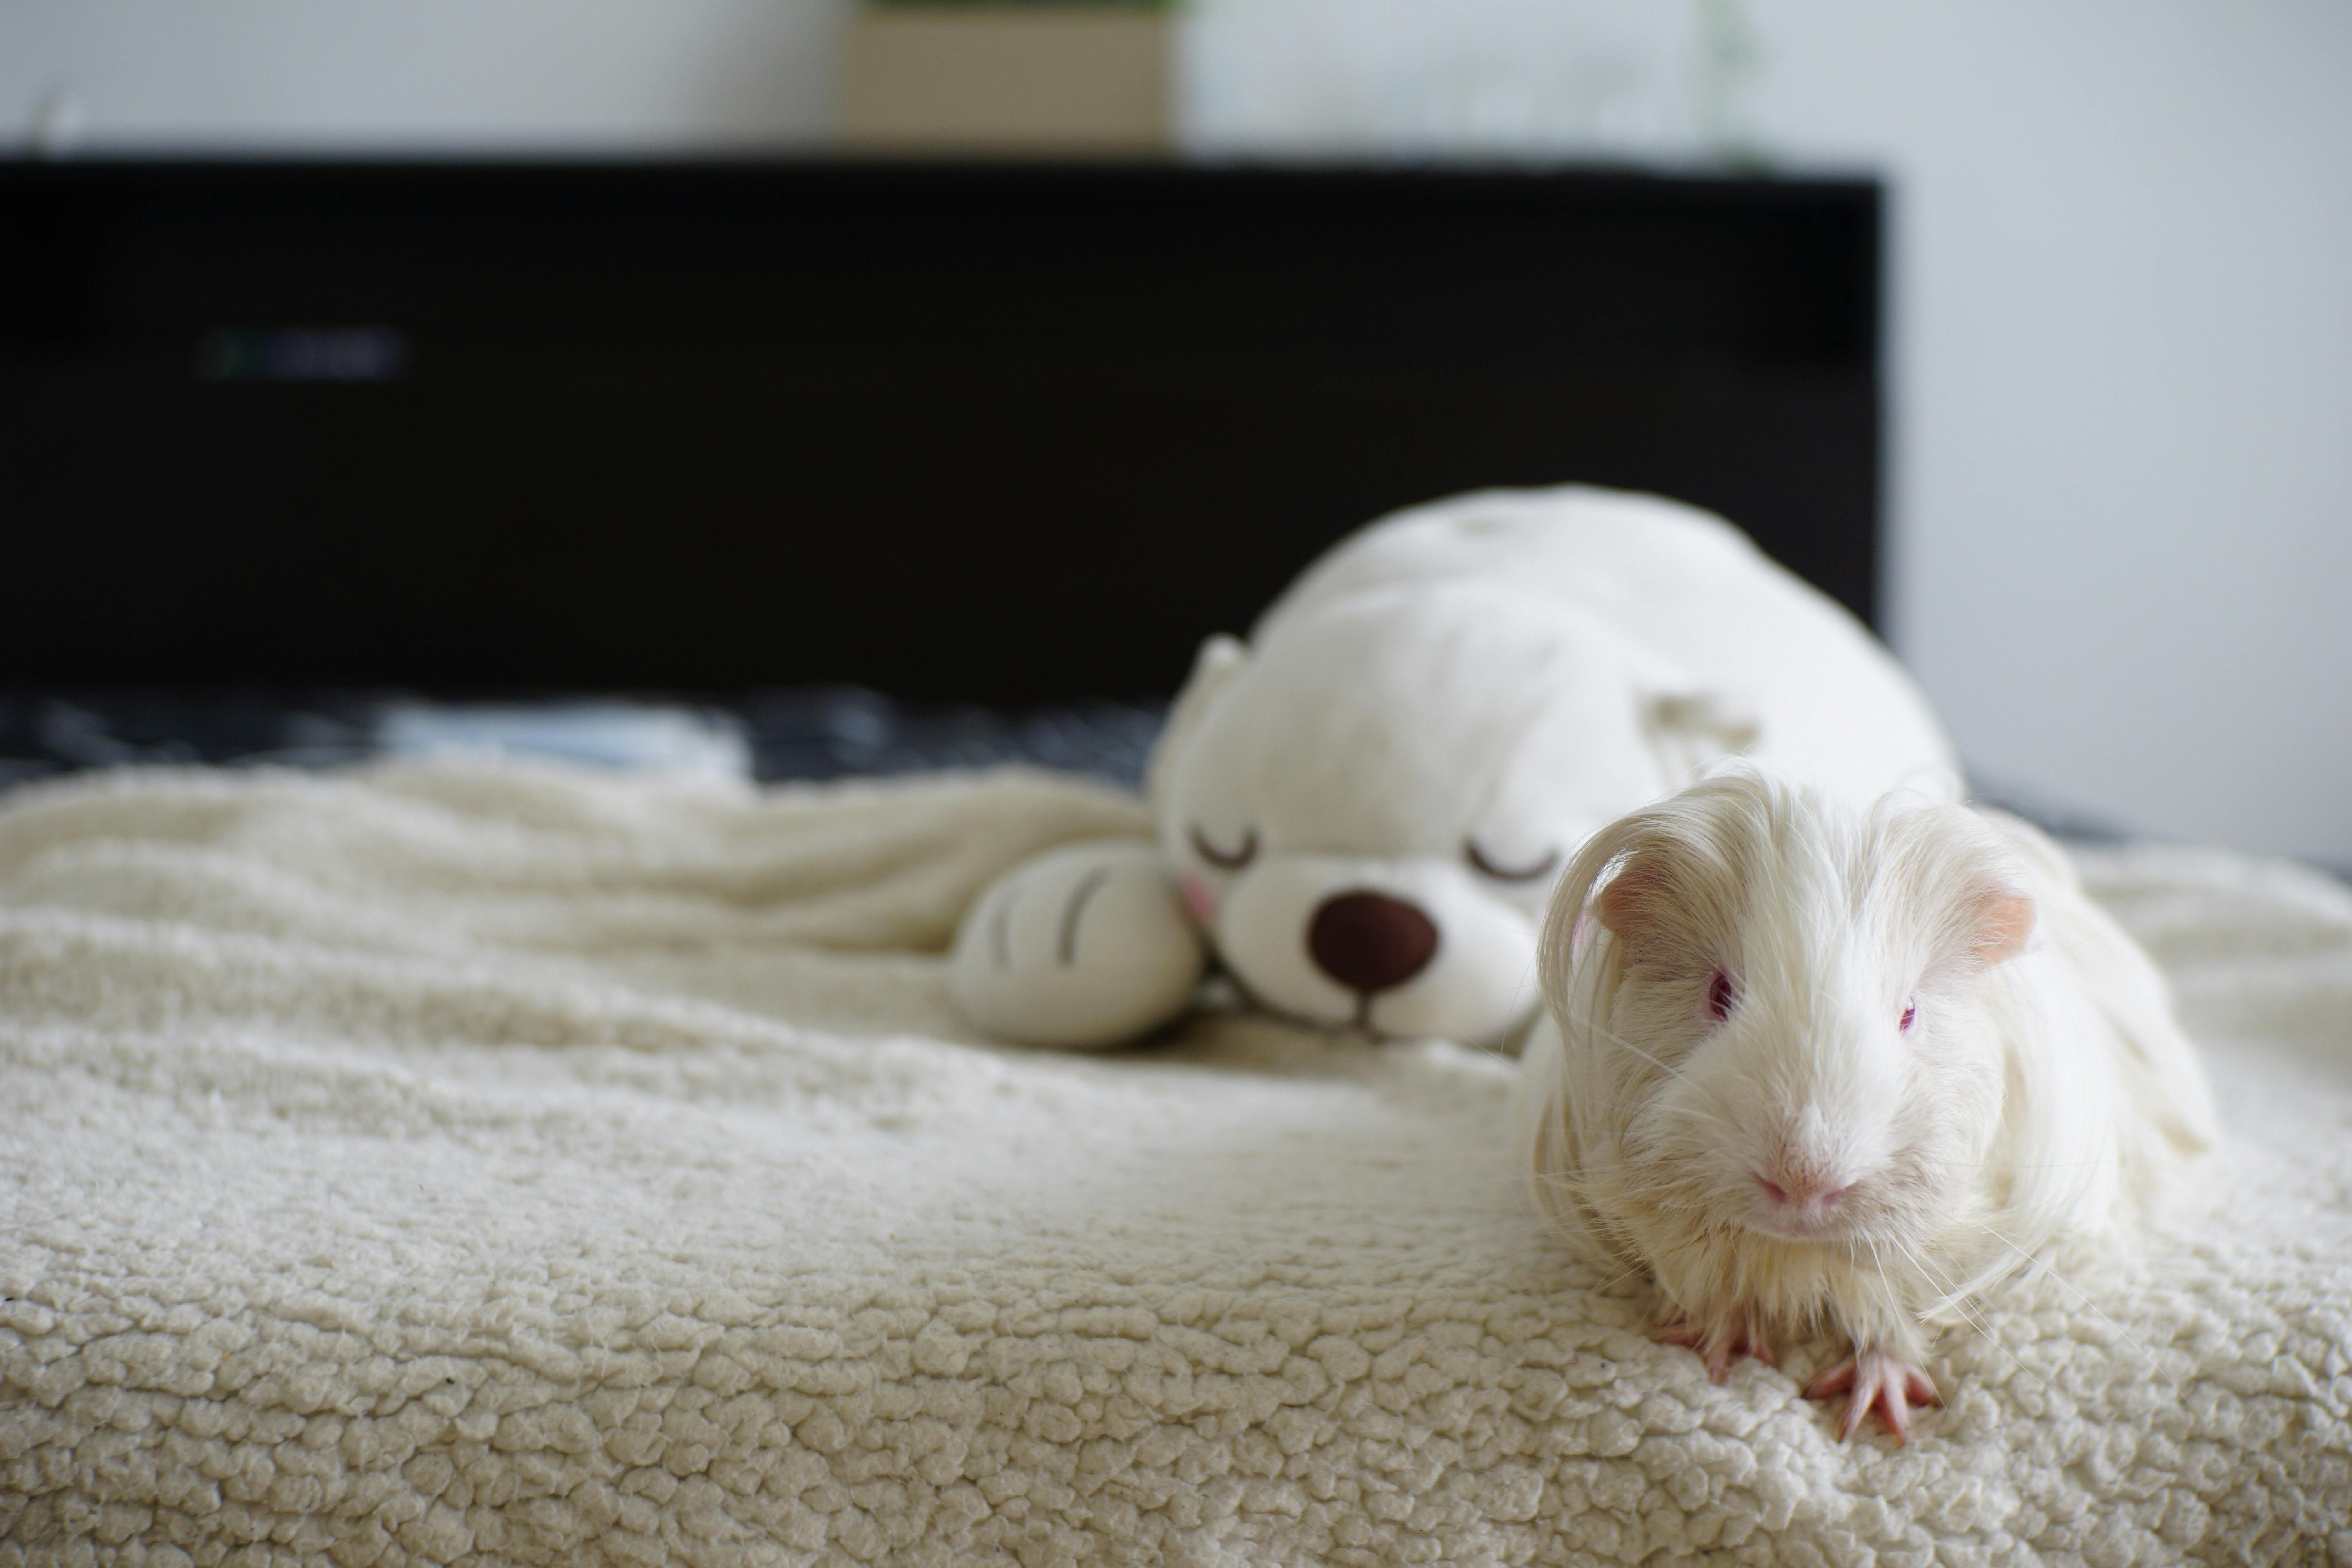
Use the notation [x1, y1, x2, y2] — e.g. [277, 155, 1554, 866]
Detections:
[950, 841, 1206, 1048]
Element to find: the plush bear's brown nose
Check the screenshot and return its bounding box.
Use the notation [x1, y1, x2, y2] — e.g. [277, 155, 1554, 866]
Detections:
[1308, 890, 1439, 995]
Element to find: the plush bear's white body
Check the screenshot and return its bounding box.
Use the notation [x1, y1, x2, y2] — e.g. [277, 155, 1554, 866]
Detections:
[951, 486, 1960, 1048]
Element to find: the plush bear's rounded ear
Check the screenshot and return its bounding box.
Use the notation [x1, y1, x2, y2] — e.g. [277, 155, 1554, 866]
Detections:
[1640, 689, 1763, 788]
[1146, 635, 1249, 810]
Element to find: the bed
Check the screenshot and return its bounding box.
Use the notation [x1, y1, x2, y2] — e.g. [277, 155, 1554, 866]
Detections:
[2, 161, 2345, 1566]
[2, 763, 2347, 1565]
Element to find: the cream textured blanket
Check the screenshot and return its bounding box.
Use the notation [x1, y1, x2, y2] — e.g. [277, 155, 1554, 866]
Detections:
[1, 763, 2346, 1567]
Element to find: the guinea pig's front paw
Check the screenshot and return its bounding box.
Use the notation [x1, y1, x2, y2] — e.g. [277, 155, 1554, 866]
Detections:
[1805, 1348, 1940, 1444]
[1656, 1309, 1775, 1383]
[949, 841, 1206, 1048]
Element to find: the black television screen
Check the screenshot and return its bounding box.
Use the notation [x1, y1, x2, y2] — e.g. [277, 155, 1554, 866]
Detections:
[0, 159, 1880, 704]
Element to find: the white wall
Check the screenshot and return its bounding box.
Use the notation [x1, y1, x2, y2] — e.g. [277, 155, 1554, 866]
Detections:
[6, 0, 2348, 864]
[1747, 3, 2352, 866]
[0, 0, 842, 150]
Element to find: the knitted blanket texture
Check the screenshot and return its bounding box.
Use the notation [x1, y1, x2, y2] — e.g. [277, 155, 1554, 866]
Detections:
[0, 763, 2345, 1566]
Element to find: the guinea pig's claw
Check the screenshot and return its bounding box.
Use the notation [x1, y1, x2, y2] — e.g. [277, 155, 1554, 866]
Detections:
[1656, 1313, 1775, 1383]
[1806, 1350, 1940, 1444]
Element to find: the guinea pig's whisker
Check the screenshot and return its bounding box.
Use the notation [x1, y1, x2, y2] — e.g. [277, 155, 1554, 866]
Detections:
[1581, 1024, 1680, 1078]
[1865, 1233, 1987, 1366]
[1965, 1219, 2180, 1392]
[1584, 1258, 1654, 1298]
[1861, 1232, 1895, 1296]
[1914, 1154, 2111, 1172]
[1577, 1016, 1706, 1095]
[1887, 1240, 2016, 1387]
[1597, 1174, 1679, 1206]
[1652, 1102, 1734, 1134]
[1936, 1230, 2078, 1383]
[1882, 1229, 2034, 1388]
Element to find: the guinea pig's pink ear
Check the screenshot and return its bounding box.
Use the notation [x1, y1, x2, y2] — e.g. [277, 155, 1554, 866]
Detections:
[1965, 887, 2036, 967]
[1593, 854, 1669, 942]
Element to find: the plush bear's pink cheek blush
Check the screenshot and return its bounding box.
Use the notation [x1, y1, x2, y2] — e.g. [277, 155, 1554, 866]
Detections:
[1179, 874, 1220, 927]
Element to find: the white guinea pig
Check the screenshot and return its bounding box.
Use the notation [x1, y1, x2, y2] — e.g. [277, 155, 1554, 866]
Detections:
[1514, 767, 2218, 1442]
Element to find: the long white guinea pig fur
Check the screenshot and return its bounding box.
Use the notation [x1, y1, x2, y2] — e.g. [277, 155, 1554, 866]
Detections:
[1514, 767, 2219, 1373]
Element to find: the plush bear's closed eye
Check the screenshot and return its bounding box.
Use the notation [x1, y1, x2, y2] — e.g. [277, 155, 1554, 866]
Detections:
[1465, 840, 1559, 883]
[1189, 824, 1258, 870]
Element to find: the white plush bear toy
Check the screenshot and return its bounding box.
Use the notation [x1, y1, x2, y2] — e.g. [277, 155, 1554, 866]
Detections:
[951, 485, 1959, 1049]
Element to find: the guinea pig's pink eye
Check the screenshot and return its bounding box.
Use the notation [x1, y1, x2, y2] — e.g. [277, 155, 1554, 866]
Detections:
[1900, 998, 1918, 1033]
[1706, 969, 1737, 1023]
[1188, 824, 1258, 871]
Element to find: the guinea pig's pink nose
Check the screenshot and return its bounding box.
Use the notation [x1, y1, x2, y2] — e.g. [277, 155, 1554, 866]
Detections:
[1756, 1172, 1851, 1209]
[1307, 890, 1439, 995]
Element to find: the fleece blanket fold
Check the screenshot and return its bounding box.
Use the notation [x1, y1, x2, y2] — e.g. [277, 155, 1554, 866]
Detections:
[0, 763, 2345, 1567]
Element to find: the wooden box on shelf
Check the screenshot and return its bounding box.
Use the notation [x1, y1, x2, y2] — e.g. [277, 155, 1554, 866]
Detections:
[840, 3, 1174, 155]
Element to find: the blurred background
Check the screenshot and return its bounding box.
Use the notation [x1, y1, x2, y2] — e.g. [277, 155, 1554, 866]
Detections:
[3, 0, 2347, 867]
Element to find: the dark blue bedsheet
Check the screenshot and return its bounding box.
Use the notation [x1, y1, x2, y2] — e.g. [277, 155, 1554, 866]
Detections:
[0, 690, 2150, 858]
[0, 690, 1165, 792]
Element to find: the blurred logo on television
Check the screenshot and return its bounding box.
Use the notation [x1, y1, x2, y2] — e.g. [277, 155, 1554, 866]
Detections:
[196, 326, 409, 383]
